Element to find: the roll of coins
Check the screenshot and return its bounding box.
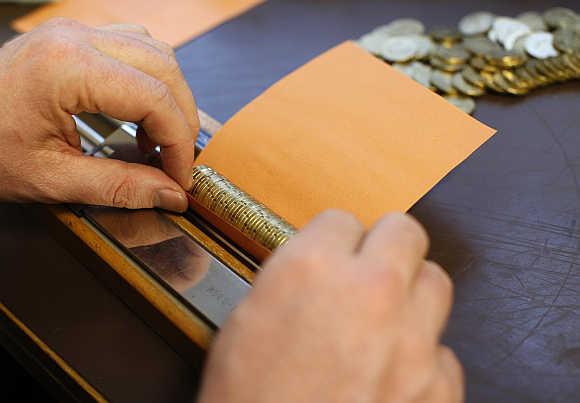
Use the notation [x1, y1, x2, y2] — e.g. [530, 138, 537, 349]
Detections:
[356, 7, 580, 115]
[190, 166, 297, 252]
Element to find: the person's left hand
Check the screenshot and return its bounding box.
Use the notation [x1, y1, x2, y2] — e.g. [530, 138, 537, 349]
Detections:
[0, 18, 198, 211]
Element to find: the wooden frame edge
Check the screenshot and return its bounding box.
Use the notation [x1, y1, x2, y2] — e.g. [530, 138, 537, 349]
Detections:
[49, 206, 214, 350]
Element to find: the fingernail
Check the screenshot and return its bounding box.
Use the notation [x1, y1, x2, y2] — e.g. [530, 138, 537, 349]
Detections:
[154, 189, 188, 212]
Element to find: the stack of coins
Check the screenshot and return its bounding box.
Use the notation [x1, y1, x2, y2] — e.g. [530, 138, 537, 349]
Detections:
[357, 7, 580, 115]
[190, 166, 296, 251]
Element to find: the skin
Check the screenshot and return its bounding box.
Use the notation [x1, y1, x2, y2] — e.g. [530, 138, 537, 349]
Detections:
[0, 18, 197, 211]
[0, 19, 463, 402]
[199, 211, 463, 403]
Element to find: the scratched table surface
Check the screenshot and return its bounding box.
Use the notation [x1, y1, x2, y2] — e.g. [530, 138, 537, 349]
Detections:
[177, 1, 580, 402]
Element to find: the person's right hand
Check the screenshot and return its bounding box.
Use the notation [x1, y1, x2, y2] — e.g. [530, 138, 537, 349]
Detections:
[199, 211, 463, 403]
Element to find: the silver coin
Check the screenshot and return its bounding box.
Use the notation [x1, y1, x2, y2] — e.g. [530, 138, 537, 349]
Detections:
[490, 17, 531, 50]
[444, 95, 476, 115]
[463, 36, 502, 55]
[431, 70, 456, 94]
[488, 27, 499, 42]
[524, 32, 559, 59]
[459, 11, 495, 36]
[410, 61, 433, 88]
[543, 7, 578, 29]
[516, 11, 547, 31]
[512, 33, 531, 55]
[503, 25, 532, 51]
[391, 62, 414, 77]
[357, 32, 386, 54]
[373, 18, 425, 37]
[379, 37, 418, 62]
[407, 34, 434, 59]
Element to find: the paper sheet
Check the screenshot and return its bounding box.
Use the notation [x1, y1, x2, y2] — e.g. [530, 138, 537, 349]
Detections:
[12, 0, 265, 46]
[196, 41, 496, 228]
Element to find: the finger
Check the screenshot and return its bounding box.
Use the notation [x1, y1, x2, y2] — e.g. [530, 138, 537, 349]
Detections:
[281, 210, 365, 257]
[439, 346, 464, 403]
[408, 261, 453, 342]
[90, 29, 200, 138]
[412, 347, 463, 403]
[429, 347, 464, 403]
[46, 151, 188, 212]
[62, 50, 195, 189]
[136, 125, 157, 154]
[359, 213, 429, 289]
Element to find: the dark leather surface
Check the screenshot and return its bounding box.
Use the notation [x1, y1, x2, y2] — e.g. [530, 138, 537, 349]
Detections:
[1, 1, 579, 402]
[177, 1, 580, 402]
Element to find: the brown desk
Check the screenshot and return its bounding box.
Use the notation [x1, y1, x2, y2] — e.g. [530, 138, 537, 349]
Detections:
[1, 1, 580, 402]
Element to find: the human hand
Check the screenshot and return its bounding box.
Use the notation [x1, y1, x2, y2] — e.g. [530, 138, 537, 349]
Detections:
[199, 212, 463, 403]
[0, 18, 198, 211]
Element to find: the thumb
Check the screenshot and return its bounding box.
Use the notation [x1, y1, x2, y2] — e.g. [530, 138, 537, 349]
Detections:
[53, 153, 189, 212]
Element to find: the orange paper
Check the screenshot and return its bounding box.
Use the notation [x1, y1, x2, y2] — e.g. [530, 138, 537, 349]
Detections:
[12, 0, 264, 46]
[197, 41, 496, 228]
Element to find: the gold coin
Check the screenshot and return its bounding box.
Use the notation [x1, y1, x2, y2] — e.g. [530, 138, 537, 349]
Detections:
[462, 65, 486, 88]
[452, 72, 486, 96]
[540, 58, 570, 82]
[525, 59, 550, 85]
[429, 55, 464, 72]
[548, 56, 576, 79]
[430, 69, 457, 94]
[470, 56, 498, 72]
[492, 72, 528, 95]
[485, 49, 527, 68]
[432, 45, 470, 65]
[430, 27, 462, 46]
[561, 54, 580, 76]
[500, 68, 532, 90]
[480, 70, 504, 93]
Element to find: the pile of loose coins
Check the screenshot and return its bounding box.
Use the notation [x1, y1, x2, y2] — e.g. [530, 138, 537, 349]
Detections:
[190, 165, 296, 251]
[357, 7, 580, 114]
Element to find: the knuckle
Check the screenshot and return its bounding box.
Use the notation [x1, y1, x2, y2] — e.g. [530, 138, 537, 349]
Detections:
[441, 346, 464, 385]
[316, 209, 362, 229]
[162, 53, 182, 77]
[159, 41, 176, 58]
[423, 261, 453, 300]
[190, 114, 201, 133]
[268, 245, 336, 284]
[130, 24, 150, 35]
[29, 25, 79, 58]
[387, 212, 429, 250]
[401, 331, 434, 360]
[150, 80, 176, 109]
[353, 262, 407, 308]
[149, 39, 175, 57]
[281, 248, 328, 272]
[376, 268, 406, 299]
[105, 166, 138, 208]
